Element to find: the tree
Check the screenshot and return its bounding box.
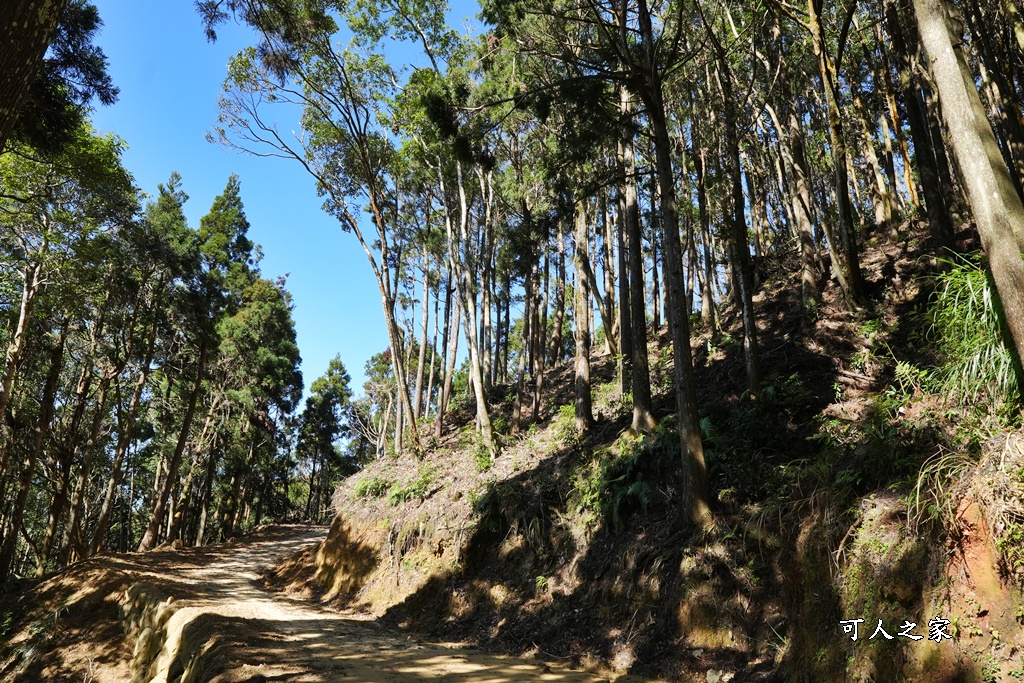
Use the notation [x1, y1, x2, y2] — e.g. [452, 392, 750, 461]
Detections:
[299, 355, 354, 521]
[208, 3, 425, 454]
[0, 1, 117, 154]
[912, 0, 1024, 373]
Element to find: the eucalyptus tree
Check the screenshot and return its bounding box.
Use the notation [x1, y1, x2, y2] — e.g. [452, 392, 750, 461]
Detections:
[204, 0, 436, 455]
[480, 0, 660, 434]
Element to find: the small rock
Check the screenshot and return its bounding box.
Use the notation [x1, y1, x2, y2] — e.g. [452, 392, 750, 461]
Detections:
[706, 670, 723, 683]
[691, 649, 704, 657]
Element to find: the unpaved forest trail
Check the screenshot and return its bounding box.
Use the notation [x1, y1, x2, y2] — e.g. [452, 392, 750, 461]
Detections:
[144, 526, 648, 683]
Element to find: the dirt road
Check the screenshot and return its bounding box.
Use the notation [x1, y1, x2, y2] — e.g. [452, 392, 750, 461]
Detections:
[141, 525, 649, 683]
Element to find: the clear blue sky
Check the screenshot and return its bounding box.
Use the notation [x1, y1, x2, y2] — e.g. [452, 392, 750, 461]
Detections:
[89, 1, 479, 398]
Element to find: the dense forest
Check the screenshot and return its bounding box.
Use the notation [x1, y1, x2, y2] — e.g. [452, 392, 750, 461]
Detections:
[2, 0, 1024, 597]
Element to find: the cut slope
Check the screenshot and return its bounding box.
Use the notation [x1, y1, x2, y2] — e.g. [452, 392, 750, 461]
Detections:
[3, 525, 648, 682]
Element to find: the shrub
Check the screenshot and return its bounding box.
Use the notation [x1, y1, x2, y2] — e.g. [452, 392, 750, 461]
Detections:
[354, 475, 392, 499]
[568, 419, 678, 528]
[388, 464, 437, 505]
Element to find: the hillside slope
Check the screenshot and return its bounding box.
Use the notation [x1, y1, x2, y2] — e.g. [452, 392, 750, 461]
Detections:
[271, 224, 1024, 682]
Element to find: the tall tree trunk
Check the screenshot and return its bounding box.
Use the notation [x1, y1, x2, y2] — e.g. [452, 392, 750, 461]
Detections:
[717, 56, 761, 395]
[90, 312, 161, 556]
[808, 0, 867, 305]
[193, 439, 219, 546]
[884, 0, 957, 249]
[413, 247, 429, 421]
[617, 183, 634, 398]
[0, 253, 46, 465]
[436, 298, 460, 438]
[550, 221, 568, 366]
[650, 171, 663, 331]
[167, 393, 220, 544]
[441, 161, 497, 457]
[36, 317, 104, 576]
[60, 372, 111, 566]
[913, 0, 1024, 365]
[619, 87, 657, 433]
[531, 251, 549, 421]
[138, 341, 208, 552]
[425, 278, 440, 420]
[640, 0, 711, 525]
[765, 97, 820, 308]
[573, 202, 594, 432]
[0, 324, 66, 580]
[852, 91, 894, 235]
[603, 194, 618, 355]
[693, 138, 722, 329]
[513, 261, 534, 433]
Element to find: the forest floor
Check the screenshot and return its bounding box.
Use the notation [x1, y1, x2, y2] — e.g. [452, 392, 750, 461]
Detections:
[0, 524, 655, 682]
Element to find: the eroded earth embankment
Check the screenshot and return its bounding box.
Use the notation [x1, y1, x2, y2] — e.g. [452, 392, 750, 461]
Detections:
[1, 525, 647, 683]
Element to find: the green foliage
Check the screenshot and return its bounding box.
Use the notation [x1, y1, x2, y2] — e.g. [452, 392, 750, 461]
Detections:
[354, 475, 393, 499]
[568, 420, 677, 528]
[553, 402, 580, 445]
[928, 257, 1019, 405]
[473, 438, 493, 472]
[10, 1, 119, 154]
[388, 464, 437, 505]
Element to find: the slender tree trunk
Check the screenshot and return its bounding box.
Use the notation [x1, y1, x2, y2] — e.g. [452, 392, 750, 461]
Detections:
[650, 171, 663, 331]
[60, 372, 111, 566]
[619, 87, 657, 433]
[442, 161, 497, 456]
[808, 0, 866, 305]
[617, 183, 634, 398]
[573, 202, 594, 431]
[167, 393, 220, 544]
[853, 91, 893, 234]
[90, 311, 160, 556]
[413, 247, 429, 421]
[194, 441, 218, 546]
[640, 0, 711, 525]
[0, 324, 66, 580]
[138, 341, 208, 552]
[513, 262, 534, 433]
[436, 298, 460, 437]
[531, 252, 549, 421]
[603, 194, 618, 355]
[693, 137, 722, 330]
[0, 253, 46, 464]
[717, 57, 761, 395]
[884, 0, 957, 249]
[550, 222, 567, 365]
[425, 278, 440, 421]
[36, 316, 105, 575]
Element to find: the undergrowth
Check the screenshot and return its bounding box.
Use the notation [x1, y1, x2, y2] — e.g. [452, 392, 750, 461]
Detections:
[387, 464, 437, 505]
[927, 256, 1021, 406]
[354, 475, 392, 499]
[568, 418, 678, 529]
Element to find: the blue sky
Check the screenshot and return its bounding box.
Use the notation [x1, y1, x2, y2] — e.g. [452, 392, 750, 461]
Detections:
[89, 0, 479, 397]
